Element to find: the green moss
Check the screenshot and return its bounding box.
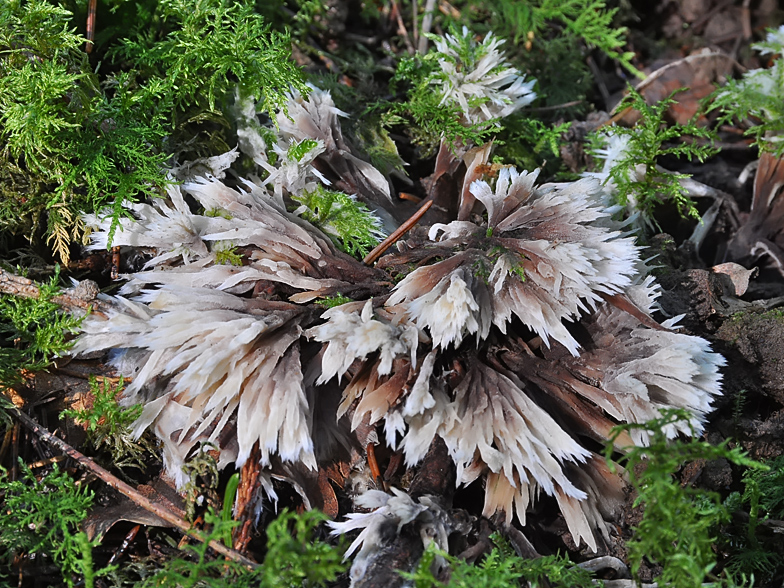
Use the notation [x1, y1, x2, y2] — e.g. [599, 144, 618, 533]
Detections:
[606, 410, 762, 587]
[0, 461, 104, 586]
[292, 185, 385, 259]
[404, 537, 594, 588]
[592, 86, 719, 223]
[0, 266, 83, 386]
[61, 376, 157, 472]
[315, 293, 354, 308]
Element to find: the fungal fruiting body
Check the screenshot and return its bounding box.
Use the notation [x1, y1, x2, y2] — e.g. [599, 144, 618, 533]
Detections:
[73, 32, 724, 579]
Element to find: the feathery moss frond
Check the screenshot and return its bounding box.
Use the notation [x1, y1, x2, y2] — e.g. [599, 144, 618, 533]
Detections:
[292, 185, 385, 258]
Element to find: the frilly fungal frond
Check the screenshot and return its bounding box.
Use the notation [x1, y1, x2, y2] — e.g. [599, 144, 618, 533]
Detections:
[73, 286, 315, 484]
[560, 279, 724, 445]
[390, 167, 638, 354]
[328, 489, 449, 583]
[84, 183, 211, 267]
[428, 27, 536, 124]
[444, 360, 589, 507]
[275, 87, 393, 210]
[307, 300, 419, 384]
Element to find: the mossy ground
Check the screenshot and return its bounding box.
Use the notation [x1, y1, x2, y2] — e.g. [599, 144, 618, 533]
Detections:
[3, 0, 784, 586]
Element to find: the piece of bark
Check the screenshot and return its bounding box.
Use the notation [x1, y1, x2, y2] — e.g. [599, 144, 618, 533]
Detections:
[233, 443, 262, 553]
[0, 268, 108, 316]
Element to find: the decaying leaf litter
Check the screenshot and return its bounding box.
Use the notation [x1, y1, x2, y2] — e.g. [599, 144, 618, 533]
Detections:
[3, 0, 784, 586]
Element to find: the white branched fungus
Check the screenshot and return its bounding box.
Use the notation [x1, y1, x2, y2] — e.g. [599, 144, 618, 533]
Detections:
[328, 489, 450, 583]
[74, 78, 724, 569]
[429, 27, 537, 124]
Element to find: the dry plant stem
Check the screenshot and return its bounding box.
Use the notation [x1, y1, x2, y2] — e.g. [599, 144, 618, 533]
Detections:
[233, 443, 262, 554]
[522, 100, 583, 113]
[501, 522, 539, 560]
[363, 200, 433, 265]
[365, 442, 383, 485]
[53, 366, 129, 384]
[390, 0, 415, 54]
[0, 427, 12, 465]
[412, 0, 418, 52]
[741, 0, 752, 40]
[418, 0, 437, 54]
[11, 422, 19, 481]
[10, 408, 258, 568]
[398, 192, 423, 203]
[111, 246, 121, 280]
[108, 524, 141, 566]
[576, 555, 630, 578]
[26, 455, 66, 469]
[599, 105, 634, 128]
[85, 0, 97, 53]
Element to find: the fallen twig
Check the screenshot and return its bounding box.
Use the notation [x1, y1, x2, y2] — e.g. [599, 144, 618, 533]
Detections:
[363, 200, 433, 265]
[10, 408, 258, 568]
[417, 0, 437, 54]
[0, 268, 108, 316]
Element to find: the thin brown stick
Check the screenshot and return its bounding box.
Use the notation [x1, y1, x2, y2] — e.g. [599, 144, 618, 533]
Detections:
[412, 0, 418, 53]
[85, 0, 97, 54]
[366, 443, 383, 486]
[11, 408, 258, 568]
[363, 200, 433, 266]
[418, 0, 437, 54]
[26, 455, 66, 469]
[741, 0, 752, 40]
[389, 0, 415, 54]
[399, 192, 423, 204]
[108, 524, 141, 566]
[53, 366, 130, 384]
[11, 422, 19, 481]
[522, 100, 583, 113]
[0, 426, 12, 465]
[597, 105, 633, 129]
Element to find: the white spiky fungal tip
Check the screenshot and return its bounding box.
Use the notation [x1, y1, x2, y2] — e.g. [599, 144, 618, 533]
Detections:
[84, 183, 211, 267]
[387, 266, 491, 349]
[328, 488, 449, 584]
[588, 131, 633, 179]
[430, 27, 536, 124]
[259, 138, 328, 199]
[72, 286, 315, 481]
[308, 300, 419, 384]
[754, 24, 784, 56]
[582, 129, 653, 229]
[390, 166, 638, 355]
[274, 86, 392, 204]
[574, 282, 725, 445]
[276, 85, 349, 144]
[449, 361, 588, 500]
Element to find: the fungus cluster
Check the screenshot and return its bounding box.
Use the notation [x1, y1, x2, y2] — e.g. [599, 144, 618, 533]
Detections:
[73, 27, 724, 579]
